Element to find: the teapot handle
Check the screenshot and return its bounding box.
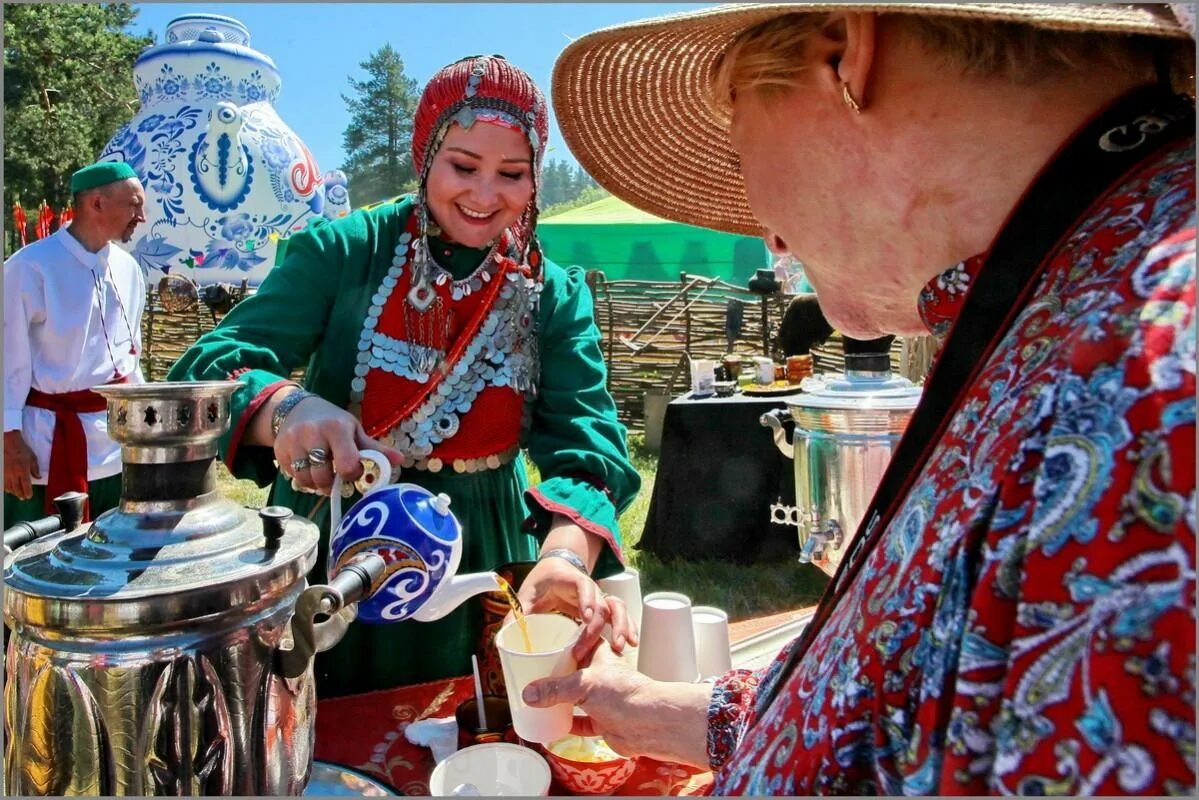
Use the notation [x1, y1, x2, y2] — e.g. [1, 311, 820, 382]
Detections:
[329, 448, 393, 534]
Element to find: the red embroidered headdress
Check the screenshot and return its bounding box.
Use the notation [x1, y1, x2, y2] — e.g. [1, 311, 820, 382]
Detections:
[411, 55, 548, 271]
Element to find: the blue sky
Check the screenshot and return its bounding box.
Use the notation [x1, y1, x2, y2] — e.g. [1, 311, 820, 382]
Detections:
[130, 3, 716, 177]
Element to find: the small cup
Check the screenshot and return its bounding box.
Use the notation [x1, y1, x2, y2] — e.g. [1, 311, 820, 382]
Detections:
[721, 354, 743, 379]
[598, 566, 644, 670]
[597, 566, 643, 628]
[691, 606, 733, 681]
[496, 613, 581, 744]
[455, 695, 516, 750]
[637, 592, 699, 683]
[428, 742, 551, 796]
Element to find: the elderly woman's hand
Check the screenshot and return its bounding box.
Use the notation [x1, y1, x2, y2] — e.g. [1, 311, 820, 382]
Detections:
[515, 556, 639, 663]
[521, 643, 711, 766]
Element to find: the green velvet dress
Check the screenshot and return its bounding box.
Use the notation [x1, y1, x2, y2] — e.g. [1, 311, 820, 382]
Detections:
[169, 197, 639, 697]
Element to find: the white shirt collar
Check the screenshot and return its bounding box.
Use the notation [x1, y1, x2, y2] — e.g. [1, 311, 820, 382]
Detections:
[55, 225, 111, 270]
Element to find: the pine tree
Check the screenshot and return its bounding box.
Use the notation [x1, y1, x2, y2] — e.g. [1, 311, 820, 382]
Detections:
[339, 44, 420, 206]
[3, 3, 152, 235]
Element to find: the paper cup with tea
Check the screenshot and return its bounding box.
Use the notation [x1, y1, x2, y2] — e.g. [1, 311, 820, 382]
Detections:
[496, 613, 581, 744]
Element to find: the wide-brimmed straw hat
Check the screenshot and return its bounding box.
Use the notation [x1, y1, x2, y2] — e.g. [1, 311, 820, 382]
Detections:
[552, 3, 1189, 237]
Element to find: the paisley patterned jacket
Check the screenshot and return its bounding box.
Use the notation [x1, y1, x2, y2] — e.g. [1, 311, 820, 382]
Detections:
[707, 134, 1196, 794]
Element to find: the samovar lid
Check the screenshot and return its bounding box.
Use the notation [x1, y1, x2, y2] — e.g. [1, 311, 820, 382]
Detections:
[785, 372, 922, 413]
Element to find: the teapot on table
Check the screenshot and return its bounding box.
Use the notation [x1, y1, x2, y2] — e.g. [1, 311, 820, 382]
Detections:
[326, 450, 502, 625]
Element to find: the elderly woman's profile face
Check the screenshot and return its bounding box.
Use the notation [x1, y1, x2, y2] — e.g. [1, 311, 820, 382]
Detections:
[729, 58, 942, 341]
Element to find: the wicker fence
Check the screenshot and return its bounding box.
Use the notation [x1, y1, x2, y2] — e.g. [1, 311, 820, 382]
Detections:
[585, 272, 935, 433]
[139, 272, 935, 432]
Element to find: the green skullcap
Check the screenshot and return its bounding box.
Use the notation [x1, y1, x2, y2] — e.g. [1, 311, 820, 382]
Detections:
[69, 161, 138, 194]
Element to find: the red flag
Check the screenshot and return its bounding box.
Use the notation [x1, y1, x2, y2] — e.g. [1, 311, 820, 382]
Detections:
[12, 201, 27, 247]
[35, 202, 53, 240]
[58, 206, 73, 229]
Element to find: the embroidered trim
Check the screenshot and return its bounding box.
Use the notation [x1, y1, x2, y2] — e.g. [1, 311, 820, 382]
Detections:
[225, 378, 292, 472]
[524, 486, 625, 566]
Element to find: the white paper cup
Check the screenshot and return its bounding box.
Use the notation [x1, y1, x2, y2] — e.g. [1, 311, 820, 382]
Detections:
[496, 613, 581, 744]
[428, 742, 551, 796]
[691, 606, 732, 681]
[637, 591, 699, 683]
[597, 566, 643, 628]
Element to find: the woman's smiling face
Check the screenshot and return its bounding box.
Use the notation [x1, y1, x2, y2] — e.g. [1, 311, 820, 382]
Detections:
[425, 121, 534, 248]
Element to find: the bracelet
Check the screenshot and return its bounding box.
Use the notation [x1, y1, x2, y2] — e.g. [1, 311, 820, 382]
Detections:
[270, 386, 317, 439]
[539, 547, 589, 576]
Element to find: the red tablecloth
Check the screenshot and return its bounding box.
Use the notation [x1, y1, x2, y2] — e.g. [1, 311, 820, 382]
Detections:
[314, 676, 711, 796]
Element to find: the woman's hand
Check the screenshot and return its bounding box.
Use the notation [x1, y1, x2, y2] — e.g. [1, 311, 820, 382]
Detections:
[521, 643, 711, 766]
[516, 556, 639, 662]
[263, 388, 402, 495]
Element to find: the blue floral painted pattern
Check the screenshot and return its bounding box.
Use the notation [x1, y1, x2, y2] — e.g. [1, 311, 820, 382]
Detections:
[708, 138, 1196, 795]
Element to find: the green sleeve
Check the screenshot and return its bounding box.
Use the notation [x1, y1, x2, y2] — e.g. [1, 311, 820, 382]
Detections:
[523, 262, 641, 578]
[167, 214, 357, 484]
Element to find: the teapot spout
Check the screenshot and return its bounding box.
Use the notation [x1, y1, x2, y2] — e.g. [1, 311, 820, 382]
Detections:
[411, 571, 500, 623]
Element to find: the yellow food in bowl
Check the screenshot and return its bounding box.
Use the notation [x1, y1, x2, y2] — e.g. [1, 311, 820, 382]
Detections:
[547, 735, 623, 764]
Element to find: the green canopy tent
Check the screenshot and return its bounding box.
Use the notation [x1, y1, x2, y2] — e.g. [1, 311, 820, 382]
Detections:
[277, 194, 770, 285]
[537, 195, 769, 284]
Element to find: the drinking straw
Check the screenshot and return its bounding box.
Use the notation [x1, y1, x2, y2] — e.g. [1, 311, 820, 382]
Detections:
[470, 655, 488, 730]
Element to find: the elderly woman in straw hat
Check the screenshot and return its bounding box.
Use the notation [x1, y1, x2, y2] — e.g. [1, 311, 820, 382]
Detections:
[524, 4, 1197, 794]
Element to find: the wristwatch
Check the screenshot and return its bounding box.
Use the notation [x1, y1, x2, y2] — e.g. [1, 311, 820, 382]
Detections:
[538, 547, 589, 575]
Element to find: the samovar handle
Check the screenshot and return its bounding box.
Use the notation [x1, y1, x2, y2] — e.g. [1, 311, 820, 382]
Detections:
[760, 409, 795, 460]
[277, 552, 386, 679]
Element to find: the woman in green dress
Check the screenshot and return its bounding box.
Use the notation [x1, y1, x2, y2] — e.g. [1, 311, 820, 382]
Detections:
[169, 55, 639, 698]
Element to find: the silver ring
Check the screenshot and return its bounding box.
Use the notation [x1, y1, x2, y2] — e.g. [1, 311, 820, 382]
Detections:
[290, 456, 311, 472]
[307, 447, 330, 466]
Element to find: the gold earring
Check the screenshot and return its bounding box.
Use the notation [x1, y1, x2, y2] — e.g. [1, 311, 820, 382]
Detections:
[842, 83, 863, 114]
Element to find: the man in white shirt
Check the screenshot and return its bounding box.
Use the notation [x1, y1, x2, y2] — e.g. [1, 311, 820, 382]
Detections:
[4, 161, 147, 524]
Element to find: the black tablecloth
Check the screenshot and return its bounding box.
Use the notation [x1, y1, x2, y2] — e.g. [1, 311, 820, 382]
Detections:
[639, 390, 799, 563]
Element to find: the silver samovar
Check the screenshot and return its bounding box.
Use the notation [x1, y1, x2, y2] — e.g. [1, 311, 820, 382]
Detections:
[761, 354, 922, 576]
[3, 382, 385, 796]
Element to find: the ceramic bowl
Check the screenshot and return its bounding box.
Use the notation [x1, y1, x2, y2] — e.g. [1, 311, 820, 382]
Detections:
[542, 735, 637, 795]
[428, 742, 551, 796]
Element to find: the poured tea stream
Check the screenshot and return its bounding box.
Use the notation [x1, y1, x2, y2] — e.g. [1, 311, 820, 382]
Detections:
[494, 575, 532, 653]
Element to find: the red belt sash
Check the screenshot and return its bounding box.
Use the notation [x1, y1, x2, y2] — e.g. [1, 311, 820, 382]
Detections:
[25, 375, 127, 517]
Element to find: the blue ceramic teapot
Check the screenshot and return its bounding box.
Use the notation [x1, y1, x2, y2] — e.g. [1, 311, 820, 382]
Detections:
[327, 450, 501, 624]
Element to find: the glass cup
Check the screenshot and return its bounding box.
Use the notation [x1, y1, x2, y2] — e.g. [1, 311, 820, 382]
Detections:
[455, 695, 517, 750]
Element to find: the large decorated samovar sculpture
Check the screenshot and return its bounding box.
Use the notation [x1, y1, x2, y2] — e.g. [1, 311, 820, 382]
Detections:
[2, 382, 386, 796]
[98, 14, 345, 287]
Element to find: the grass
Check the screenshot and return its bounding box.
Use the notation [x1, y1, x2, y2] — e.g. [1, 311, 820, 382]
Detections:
[214, 434, 827, 623]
